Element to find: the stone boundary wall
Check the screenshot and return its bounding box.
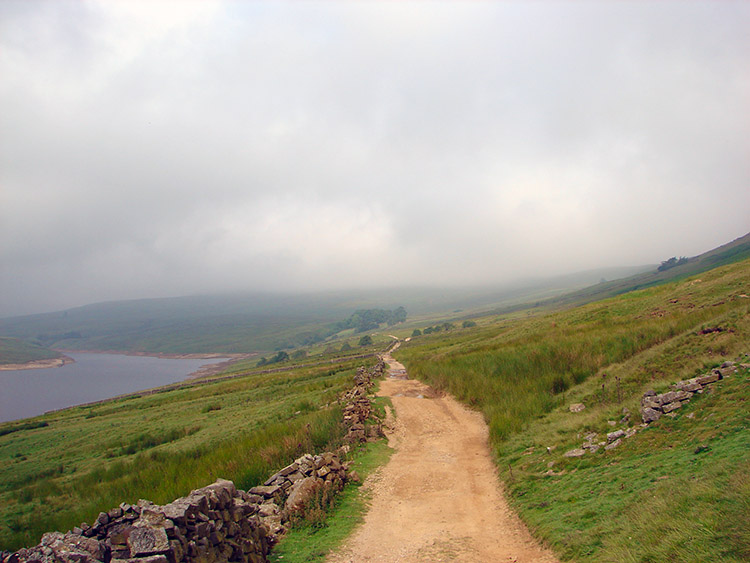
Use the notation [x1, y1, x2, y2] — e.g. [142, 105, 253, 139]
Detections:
[639, 360, 740, 423]
[563, 358, 745, 459]
[2, 359, 387, 563]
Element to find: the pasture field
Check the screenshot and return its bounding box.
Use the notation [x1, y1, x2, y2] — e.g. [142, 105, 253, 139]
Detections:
[0, 352, 377, 550]
[396, 258, 750, 561]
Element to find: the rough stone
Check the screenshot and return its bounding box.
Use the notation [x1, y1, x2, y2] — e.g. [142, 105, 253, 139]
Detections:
[563, 448, 586, 458]
[284, 477, 322, 514]
[569, 403, 585, 413]
[642, 407, 662, 423]
[662, 401, 683, 413]
[697, 373, 720, 385]
[605, 438, 622, 451]
[607, 430, 626, 442]
[248, 485, 281, 499]
[128, 526, 170, 557]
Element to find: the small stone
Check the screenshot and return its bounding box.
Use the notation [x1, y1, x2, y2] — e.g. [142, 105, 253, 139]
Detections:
[563, 448, 586, 458]
[569, 403, 585, 413]
[257, 503, 279, 518]
[605, 438, 622, 451]
[662, 401, 683, 413]
[607, 420, 617, 427]
[248, 485, 281, 499]
[642, 407, 662, 423]
[697, 373, 720, 385]
[607, 430, 626, 442]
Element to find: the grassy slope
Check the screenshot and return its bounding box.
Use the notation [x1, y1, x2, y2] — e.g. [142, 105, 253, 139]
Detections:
[396, 257, 750, 561]
[0, 350, 382, 551]
[0, 337, 63, 365]
[493, 231, 750, 315]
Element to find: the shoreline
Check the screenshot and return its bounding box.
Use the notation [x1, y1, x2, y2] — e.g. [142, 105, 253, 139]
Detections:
[0, 355, 75, 371]
[55, 349, 256, 377]
[0, 350, 254, 377]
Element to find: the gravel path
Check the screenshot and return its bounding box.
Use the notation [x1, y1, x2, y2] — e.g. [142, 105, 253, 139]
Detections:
[327, 349, 558, 562]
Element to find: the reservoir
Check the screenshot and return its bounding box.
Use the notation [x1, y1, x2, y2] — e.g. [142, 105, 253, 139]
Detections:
[0, 353, 229, 423]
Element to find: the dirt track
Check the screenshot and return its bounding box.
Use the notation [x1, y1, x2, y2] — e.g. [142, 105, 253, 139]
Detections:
[328, 350, 558, 563]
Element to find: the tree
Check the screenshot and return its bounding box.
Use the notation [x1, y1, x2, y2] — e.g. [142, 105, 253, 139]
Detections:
[340, 342, 352, 352]
[358, 335, 373, 347]
[412, 329, 422, 337]
[272, 350, 289, 363]
[658, 256, 688, 272]
[462, 320, 476, 328]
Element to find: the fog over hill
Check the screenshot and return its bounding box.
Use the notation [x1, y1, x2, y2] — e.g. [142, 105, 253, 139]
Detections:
[1, 1, 748, 317]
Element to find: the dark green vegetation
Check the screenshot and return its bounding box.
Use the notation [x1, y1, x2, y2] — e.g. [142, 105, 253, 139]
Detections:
[0, 337, 63, 365]
[0, 351, 377, 550]
[0, 296, 409, 356]
[332, 307, 407, 334]
[396, 257, 750, 561]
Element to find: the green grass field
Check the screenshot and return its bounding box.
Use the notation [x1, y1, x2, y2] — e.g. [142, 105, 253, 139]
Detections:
[2, 255, 748, 560]
[0, 337, 63, 365]
[395, 258, 750, 561]
[0, 352, 378, 550]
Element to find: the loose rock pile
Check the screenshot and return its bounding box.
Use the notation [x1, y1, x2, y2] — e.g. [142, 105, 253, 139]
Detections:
[640, 361, 739, 424]
[2, 360, 388, 563]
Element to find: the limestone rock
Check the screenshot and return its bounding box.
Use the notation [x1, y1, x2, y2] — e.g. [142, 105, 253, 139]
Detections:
[642, 407, 662, 423]
[605, 438, 622, 451]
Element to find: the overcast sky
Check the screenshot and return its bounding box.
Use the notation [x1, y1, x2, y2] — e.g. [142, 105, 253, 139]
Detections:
[1, 1, 748, 317]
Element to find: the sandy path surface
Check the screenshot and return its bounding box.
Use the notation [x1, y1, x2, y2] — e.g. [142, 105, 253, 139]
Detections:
[328, 348, 558, 563]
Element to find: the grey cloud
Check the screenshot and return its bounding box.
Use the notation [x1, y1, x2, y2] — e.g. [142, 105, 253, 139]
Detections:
[1, 1, 748, 316]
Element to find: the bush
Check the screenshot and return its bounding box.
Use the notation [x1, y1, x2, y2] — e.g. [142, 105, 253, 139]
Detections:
[358, 335, 373, 347]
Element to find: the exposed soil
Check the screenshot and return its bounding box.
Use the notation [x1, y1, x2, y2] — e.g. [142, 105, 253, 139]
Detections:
[328, 349, 558, 563]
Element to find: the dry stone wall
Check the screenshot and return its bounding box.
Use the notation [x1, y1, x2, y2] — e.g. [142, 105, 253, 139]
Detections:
[2, 360, 387, 563]
[640, 361, 740, 424]
[563, 358, 745, 459]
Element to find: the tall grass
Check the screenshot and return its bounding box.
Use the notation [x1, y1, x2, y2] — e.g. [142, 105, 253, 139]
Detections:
[0, 359, 364, 550]
[396, 258, 750, 561]
[399, 259, 748, 442]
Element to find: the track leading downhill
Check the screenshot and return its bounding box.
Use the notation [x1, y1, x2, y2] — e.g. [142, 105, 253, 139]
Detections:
[328, 349, 558, 563]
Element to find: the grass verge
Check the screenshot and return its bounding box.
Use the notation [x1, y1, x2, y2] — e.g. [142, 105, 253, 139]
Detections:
[270, 429, 394, 563]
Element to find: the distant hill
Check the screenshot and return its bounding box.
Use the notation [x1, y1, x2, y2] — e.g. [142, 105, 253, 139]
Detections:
[0, 265, 648, 355]
[2, 232, 745, 355]
[491, 231, 750, 314]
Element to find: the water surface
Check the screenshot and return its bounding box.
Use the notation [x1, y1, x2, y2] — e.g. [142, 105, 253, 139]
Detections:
[0, 353, 228, 423]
